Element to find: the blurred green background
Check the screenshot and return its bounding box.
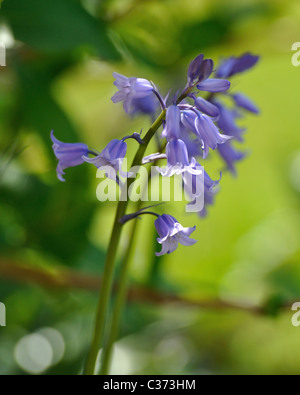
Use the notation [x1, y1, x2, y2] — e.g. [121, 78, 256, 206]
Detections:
[0, 0, 300, 375]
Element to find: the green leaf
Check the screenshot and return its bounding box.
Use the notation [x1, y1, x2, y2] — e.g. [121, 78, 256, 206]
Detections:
[1, 0, 121, 60]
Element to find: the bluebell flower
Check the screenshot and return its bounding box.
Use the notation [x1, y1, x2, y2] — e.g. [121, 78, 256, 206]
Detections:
[51, 131, 88, 182]
[196, 59, 231, 93]
[217, 140, 246, 175]
[214, 102, 245, 142]
[179, 124, 203, 158]
[83, 139, 127, 180]
[130, 94, 159, 116]
[187, 54, 204, 86]
[161, 105, 181, 140]
[181, 109, 198, 135]
[193, 96, 220, 118]
[194, 113, 232, 158]
[216, 53, 260, 78]
[111, 72, 154, 115]
[155, 214, 197, 256]
[183, 166, 220, 217]
[200, 171, 221, 217]
[197, 78, 231, 93]
[181, 109, 231, 159]
[187, 57, 214, 87]
[232, 93, 260, 114]
[160, 139, 201, 177]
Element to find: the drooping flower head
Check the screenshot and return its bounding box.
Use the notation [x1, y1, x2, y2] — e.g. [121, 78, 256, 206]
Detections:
[216, 53, 260, 78]
[111, 72, 154, 115]
[160, 139, 201, 177]
[200, 171, 221, 217]
[83, 139, 127, 180]
[196, 59, 231, 93]
[214, 102, 245, 142]
[187, 54, 204, 86]
[186, 54, 231, 94]
[159, 106, 202, 177]
[194, 113, 232, 158]
[161, 105, 181, 140]
[51, 131, 88, 182]
[155, 214, 197, 256]
[130, 94, 159, 116]
[193, 96, 220, 118]
[232, 93, 260, 114]
[182, 165, 221, 217]
[217, 140, 246, 176]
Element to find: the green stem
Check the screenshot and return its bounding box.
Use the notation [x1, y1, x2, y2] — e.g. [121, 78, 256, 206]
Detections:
[98, 149, 167, 374]
[83, 110, 165, 375]
[100, 218, 139, 375]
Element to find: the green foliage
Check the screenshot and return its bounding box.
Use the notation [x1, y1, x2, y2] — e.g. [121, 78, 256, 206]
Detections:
[1, 0, 120, 59]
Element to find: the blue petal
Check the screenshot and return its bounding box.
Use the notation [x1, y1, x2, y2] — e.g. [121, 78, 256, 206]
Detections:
[197, 78, 231, 93]
[195, 115, 232, 157]
[232, 93, 260, 114]
[166, 139, 190, 167]
[165, 105, 181, 140]
[155, 216, 170, 239]
[232, 53, 260, 75]
[194, 97, 220, 118]
[198, 59, 214, 83]
[187, 54, 204, 84]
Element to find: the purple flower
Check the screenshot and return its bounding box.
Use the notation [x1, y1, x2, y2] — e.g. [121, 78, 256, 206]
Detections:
[130, 94, 158, 116]
[197, 78, 231, 93]
[232, 93, 260, 114]
[187, 56, 214, 86]
[200, 171, 221, 217]
[179, 125, 203, 158]
[187, 54, 204, 85]
[83, 139, 127, 180]
[155, 214, 197, 256]
[181, 109, 198, 135]
[215, 102, 245, 142]
[216, 53, 260, 78]
[159, 139, 201, 177]
[162, 105, 181, 140]
[51, 131, 88, 182]
[111, 72, 154, 115]
[193, 96, 220, 118]
[183, 167, 220, 217]
[194, 113, 232, 158]
[198, 59, 214, 83]
[218, 140, 246, 175]
[195, 59, 231, 93]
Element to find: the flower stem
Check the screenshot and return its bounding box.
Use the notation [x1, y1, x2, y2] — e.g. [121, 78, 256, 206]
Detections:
[99, 218, 139, 375]
[83, 110, 165, 375]
[83, 201, 126, 375]
[98, 157, 166, 374]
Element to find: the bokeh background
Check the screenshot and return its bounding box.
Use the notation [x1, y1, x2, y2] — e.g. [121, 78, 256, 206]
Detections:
[0, 0, 300, 375]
